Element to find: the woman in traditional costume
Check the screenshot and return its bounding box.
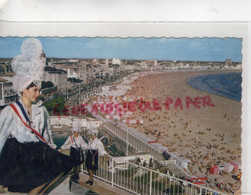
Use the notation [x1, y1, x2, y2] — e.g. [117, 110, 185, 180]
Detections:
[85, 129, 108, 185]
[60, 125, 87, 180]
[0, 38, 73, 193]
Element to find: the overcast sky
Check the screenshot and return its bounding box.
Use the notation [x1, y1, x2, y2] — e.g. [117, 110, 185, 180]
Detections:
[0, 37, 242, 62]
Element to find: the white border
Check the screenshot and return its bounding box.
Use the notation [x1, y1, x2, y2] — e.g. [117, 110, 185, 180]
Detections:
[0, 1, 250, 193]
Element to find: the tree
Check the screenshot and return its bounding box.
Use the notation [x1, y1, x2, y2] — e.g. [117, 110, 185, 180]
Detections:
[43, 97, 65, 115]
[41, 81, 54, 89]
[67, 77, 83, 83]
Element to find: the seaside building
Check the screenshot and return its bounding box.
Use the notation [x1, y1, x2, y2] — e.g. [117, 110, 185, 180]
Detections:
[86, 64, 94, 82]
[43, 67, 68, 90]
[67, 68, 78, 79]
[77, 66, 88, 84]
[112, 58, 121, 65]
[40, 50, 46, 66]
[225, 59, 232, 66]
[0, 62, 13, 76]
[125, 65, 137, 71]
[0, 77, 18, 109]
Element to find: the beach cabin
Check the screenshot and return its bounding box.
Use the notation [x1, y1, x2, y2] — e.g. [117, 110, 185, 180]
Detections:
[210, 165, 220, 175]
[177, 158, 190, 170]
[229, 162, 241, 171]
[224, 163, 234, 173]
[218, 165, 225, 173]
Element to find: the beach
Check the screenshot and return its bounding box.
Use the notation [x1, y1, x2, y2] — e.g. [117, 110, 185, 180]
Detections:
[122, 70, 241, 192]
[54, 69, 242, 192]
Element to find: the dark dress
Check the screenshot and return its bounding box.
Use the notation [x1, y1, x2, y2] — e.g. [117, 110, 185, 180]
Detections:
[70, 146, 84, 166]
[0, 138, 73, 193]
[86, 150, 99, 171]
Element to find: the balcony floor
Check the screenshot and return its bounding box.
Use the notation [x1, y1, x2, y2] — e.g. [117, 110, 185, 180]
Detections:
[51, 172, 134, 195]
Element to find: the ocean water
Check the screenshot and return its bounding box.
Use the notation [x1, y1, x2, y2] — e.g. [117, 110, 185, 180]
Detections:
[187, 72, 242, 102]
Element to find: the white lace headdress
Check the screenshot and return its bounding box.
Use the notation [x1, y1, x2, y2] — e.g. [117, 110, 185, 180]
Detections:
[71, 120, 81, 132]
[11, 38, 45, 92]
[87, 128, 98, 135]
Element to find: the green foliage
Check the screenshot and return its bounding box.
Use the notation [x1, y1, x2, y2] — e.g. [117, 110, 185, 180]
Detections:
[41, 81, 54, 89]
[68, 77, 83, 83]
[43, 96, 65, 115]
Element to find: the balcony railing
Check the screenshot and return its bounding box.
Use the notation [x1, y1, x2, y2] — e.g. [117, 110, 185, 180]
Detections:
[81, 156, 222, 195]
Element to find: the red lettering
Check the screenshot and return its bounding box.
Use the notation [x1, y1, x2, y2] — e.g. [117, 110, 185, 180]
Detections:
[53, 104, 61, 119]
[174, 97, 183, 110]
[128, 101, 137, 112]
[145, 101, 153, 111]
[62, 106, 70, 116]
[122, 102, 128, 114]
[72, 106, 80, 116]
[202, 95, 215, 107]
[194, 97, 202, 108]
[139, 101, 147, 112]
[114, 103, 123, 115]
[164, 97, 173, 110]
[80, 103, 88, 115]
[152, 99, 162, 111]
[100, 103, 106, 114]
[186, 96, 194, 109]
[91, 103, 99, 115]
[105, 103, 114, 114]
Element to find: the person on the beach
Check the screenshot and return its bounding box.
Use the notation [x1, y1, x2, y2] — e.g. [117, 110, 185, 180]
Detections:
[0, 38, 73, 193]
[85, 128, 109, 185]
[59, 126, 87, 180]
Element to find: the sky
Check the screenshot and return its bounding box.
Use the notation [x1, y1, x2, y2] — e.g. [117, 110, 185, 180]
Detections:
[0, 37, 242, 62]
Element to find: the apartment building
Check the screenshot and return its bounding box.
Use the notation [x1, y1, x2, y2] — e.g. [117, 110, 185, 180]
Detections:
[0, 77, 18, 108]
[43, 67, 68, 90]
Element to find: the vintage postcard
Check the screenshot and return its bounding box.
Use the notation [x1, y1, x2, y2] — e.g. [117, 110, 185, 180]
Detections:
[0, 24, 245, 194]
[0, 0, 249, 191]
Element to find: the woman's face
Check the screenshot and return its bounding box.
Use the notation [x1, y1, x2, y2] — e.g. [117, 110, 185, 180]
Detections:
[73, 131, 79, 138]
[91, 134, 96, 139]
[23, 86, 40, 103]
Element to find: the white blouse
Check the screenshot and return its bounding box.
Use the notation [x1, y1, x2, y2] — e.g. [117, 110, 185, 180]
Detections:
[61, 135, 87, 150]
[0, 100, 56, 154]
[87, 137, 107, 156]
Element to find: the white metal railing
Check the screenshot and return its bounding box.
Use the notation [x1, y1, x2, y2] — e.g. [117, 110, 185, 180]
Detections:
[81, 156, 223, 195]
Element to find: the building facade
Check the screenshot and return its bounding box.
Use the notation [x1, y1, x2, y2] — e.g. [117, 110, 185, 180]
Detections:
[43, 67, 68, 90]
[0, 77, 18, 108]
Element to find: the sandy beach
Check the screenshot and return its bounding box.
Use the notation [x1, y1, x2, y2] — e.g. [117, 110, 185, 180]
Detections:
[59, 69, 242, 192]
[122, 70, 241, 192]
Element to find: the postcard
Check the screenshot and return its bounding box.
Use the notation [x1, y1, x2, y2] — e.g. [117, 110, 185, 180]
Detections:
[0, 21, 247, 194]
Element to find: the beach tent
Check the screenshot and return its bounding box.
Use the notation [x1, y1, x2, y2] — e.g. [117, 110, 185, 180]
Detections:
[210, 165, 220, 175]
[218, 165, 225, 173]
[174, 156, 190, 170]
[198, 177, 207, 181]
[224, 163, 234, 173]
[190, 177, 197, 181]
[194, 181, 205, 185]
[229, 162, 241, 171]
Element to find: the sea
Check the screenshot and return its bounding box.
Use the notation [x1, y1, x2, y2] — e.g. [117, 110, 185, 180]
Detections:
[187, 72, 242, 102]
